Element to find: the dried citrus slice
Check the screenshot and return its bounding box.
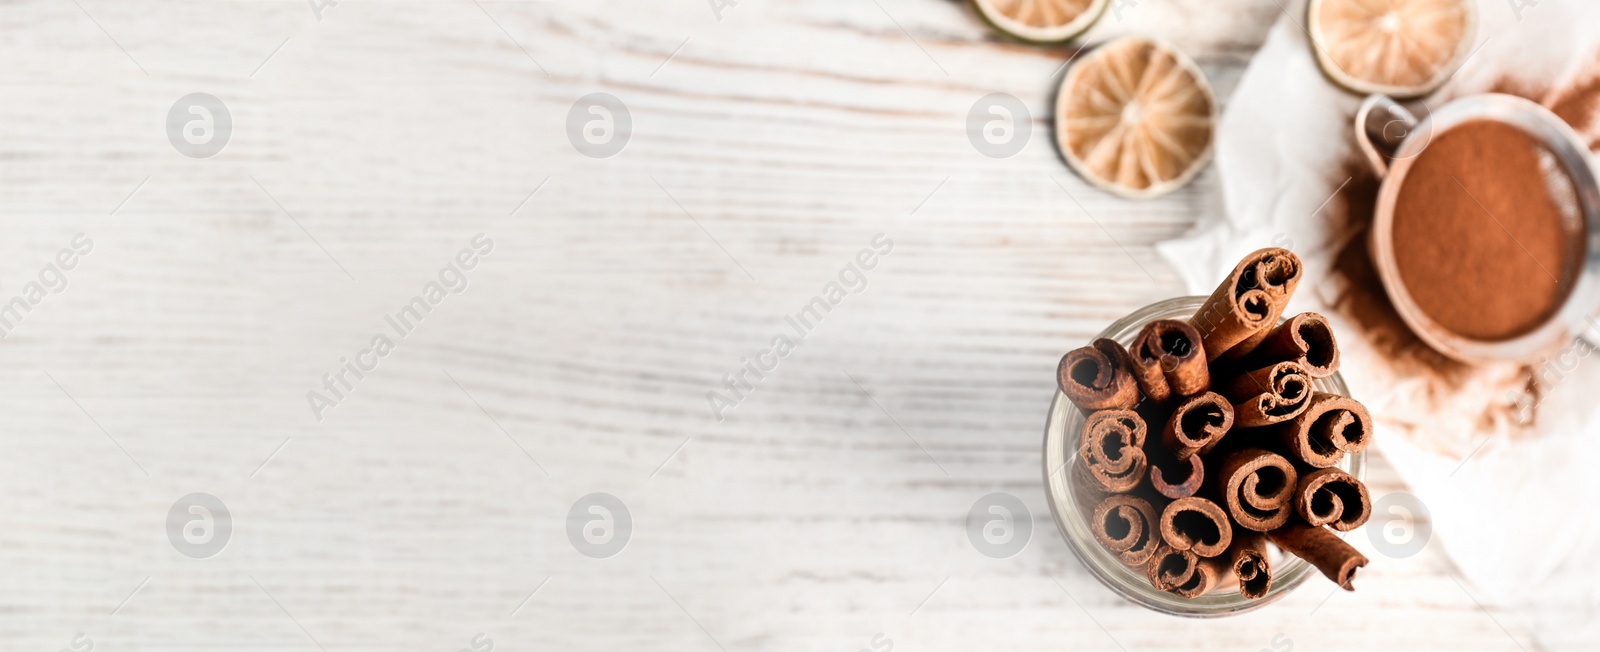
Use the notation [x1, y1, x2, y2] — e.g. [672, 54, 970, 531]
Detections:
[1054, 37, 1217, 199]
[1308, 0, 1476, 99]
[971, 0, 1108, 44]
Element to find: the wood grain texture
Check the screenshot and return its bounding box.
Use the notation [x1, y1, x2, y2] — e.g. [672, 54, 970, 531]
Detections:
[0, 0, 1542, 650]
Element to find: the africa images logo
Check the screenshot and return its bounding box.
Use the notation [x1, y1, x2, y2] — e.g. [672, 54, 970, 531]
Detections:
[706, 233, 893, 421]
[306, 234, 494, 421]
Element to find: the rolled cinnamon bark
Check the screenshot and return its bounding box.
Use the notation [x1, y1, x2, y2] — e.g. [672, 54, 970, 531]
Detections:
[1058, 338, 1141, 412]
[1215, 448, 1299, 532]
[1228, 531, 1272, 599]
[1077, 409, 1148, 493]
[1146, 544, 1198, 592]
[1071, 455, 1117, 501]
[1232, 313, 1340, 378]
[1161, 392, 1233, 459]
[1149, 452, 1204, 499]
[1293, 468, 1372, 532]
[1128, 319, 1210, 402]
[1268, 521, 1368, 590]
[1159, 496, 1233, 558]
[1269, 392, 1373, 468]
[1170, 555, 1232, 598]
[1219, 361, 1313, 427]
[1189, 248, 1302, 362]
[1091, 494, 1161, 567]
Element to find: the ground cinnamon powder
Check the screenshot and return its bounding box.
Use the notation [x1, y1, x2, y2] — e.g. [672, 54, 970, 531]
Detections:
[1330, 158, 1473, 387]
[1390, 120, 1582, 341]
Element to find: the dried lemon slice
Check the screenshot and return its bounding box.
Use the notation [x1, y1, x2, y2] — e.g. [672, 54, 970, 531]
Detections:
[971, 0, 1108, 44]
[1054, 37, 1217, 199]
[1308, 0, 1476, 99]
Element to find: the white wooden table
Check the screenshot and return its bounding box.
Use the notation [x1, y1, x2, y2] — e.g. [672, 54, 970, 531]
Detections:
[0, 0, 1539, 650]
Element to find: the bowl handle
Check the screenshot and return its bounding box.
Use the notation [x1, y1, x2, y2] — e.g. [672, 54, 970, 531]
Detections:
[1354, 95, 1416, 177]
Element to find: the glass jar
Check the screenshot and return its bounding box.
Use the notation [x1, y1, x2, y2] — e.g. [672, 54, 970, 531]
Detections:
[1042, 296, 1364, 616]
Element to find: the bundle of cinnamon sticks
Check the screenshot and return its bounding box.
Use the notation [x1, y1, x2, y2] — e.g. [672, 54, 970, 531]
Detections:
[1058, 248, 1373, 599]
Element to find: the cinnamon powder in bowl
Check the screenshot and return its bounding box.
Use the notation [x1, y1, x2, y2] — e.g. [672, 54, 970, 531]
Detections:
[1389, 120, 1585, 342]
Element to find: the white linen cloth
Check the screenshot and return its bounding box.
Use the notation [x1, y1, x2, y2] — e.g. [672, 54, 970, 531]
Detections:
[1158, 1, 1600, 647]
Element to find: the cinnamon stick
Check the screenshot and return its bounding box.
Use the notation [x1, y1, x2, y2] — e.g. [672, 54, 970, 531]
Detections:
[1293, 468, 1372, 532]
[1190, 247, 1302, 362]
[1149, 452, 1204, 498]
[1228, 531, 1272, 599]
[1214, 448, 1299, 532]
[1057, 338, 1141, 412]
[1269, 392, 1372, 468]
[1232, 312, 1340, 378]
[1071, 455, 1114, 500]
[1091, 494, 1161, 567]
[1268, 521, 1368, 590]
[1128, 319, 1210, 402]
[1145, 544, 1198, 592]
[1077, 409, 1148, 493]
[1161, 392, 1233, 459]
[1170, 555, 1232, 598]
[1159, 496, 1233, 558]
[1218, 361, 1313, 427]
